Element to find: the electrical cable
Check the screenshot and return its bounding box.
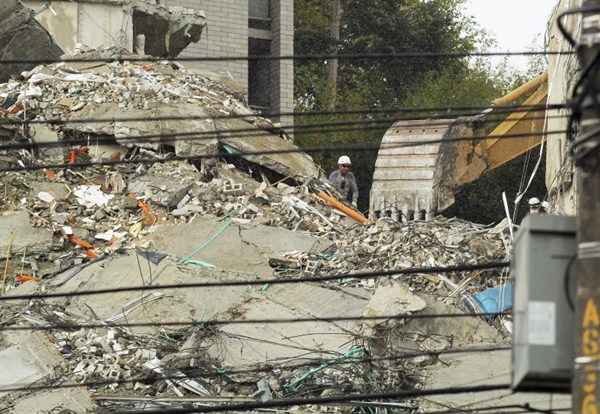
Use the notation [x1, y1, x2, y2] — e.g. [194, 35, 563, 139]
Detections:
[0, 129, 568, 174]
[0, 102, 568, 127]
[352, 403, 571, 414]
[558, 6, 600, 167]
[1, 311, 510, 332]
[557, 5, 600, 47]
[0, 113, 571, 154]
[112, 384, 511, 414]
[0, 51, 575, 66]
[0, 261, 508, 302]
[0, 346, 510, 394]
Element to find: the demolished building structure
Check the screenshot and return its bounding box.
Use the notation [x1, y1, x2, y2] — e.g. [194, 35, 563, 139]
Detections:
[0, 2, 561, 413]
[0, 52, 522, 412]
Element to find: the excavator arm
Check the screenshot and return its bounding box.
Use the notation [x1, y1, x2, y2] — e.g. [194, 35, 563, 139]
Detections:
[370, 73, 548, 221]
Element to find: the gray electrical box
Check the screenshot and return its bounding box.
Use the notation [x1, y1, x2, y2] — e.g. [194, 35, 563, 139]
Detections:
[512, 214, 576, 392]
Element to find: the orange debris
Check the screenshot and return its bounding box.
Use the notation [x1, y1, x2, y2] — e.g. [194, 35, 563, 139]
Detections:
[15, 274, 39, 283]
[138, 200, 158, 226]
[45, 170, 57, 180]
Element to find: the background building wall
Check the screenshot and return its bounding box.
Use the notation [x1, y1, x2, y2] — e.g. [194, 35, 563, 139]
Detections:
[270, 0, 294, 122]
[166, 0, 249, 93]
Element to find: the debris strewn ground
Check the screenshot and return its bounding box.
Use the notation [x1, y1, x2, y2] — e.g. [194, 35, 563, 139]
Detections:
[0, 53, 517, 413]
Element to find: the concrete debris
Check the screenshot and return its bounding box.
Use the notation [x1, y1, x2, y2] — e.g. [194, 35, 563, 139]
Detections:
[131, 1, 207, 58]
[0, 50, 514, 414]
[362, 282, 427, 332]
[0, 0, 63, 83]
[0, 57, 319, 179]
[9, 388, 95, 414]
[0, 332, 64, 392]
[0, 210, 53, 259]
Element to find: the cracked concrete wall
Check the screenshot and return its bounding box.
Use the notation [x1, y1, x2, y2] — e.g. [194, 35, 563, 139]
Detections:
[23, 1, 133, 54]
[545, 0, 580, 215]
[0, 0, 63, 82]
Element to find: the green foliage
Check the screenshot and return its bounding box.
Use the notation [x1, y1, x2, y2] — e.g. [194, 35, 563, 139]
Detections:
[293, 0, 548, 213]
[401, 59, 509, 110]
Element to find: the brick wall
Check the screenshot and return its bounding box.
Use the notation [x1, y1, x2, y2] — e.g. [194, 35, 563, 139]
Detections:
[165, 0, 249, 93]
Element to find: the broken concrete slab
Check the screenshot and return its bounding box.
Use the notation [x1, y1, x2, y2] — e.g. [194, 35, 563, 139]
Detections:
[210, 283, 369, 367]
[57, 254, 249, 335]
[0, 332, 63, 392]
[421, 350, 571, 412]
[10, 388, 95, 414]
[0, 211, 53, 258]
[363, 282, 426, 321]
[147, 216, 327, 276]
[218, 118, 320, 180]
[66, 103, 218, 157]
[399, 299, 504, 347]
[132, 1, 206, 58]
[129, 176, 192, 209]
[0, 0, 63, 83]
[30, 181, 70, 201]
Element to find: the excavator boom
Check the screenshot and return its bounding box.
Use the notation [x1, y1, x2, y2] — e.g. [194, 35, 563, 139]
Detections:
[370, 73, 548, 221]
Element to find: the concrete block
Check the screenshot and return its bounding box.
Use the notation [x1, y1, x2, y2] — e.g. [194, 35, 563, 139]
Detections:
[0, 332, 64, 393]
[10, 388, 95, 414]
[0, 211, 53, 258]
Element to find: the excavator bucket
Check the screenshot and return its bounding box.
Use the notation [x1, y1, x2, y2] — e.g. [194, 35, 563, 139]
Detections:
[369, 73, 548, 221]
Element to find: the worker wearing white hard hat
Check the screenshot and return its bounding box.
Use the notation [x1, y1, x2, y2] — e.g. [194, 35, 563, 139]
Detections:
[528, 197, 548, 215]
[328, 155, 359, 207]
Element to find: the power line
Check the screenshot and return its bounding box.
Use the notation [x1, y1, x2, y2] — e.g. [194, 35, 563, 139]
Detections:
[115, 384, 512, 414]
[0, 115, 562, 154]
[0, 113, 570, 154]
[0, 311, 510, 332]
[0, 103, 567, 127]
[0, 262, 508, 302]
[0, 346, 510, 394]
[354, 403, 571, 414]
[0, 129, 567, 174]
[0, 51, 574, 66]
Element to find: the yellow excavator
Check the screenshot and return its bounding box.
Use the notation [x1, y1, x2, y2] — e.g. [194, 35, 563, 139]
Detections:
[369, 72, 548, 221]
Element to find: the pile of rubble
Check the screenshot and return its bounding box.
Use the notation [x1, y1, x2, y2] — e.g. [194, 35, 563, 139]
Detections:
[0, 56, 511, 414]
[0, 56, 318, 181]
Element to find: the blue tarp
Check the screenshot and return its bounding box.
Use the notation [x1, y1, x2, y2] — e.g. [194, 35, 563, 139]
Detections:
[473, 283, 513, 317]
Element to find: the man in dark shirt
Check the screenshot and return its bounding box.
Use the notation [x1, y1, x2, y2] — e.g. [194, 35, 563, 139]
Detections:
[328, 155, 359, 207]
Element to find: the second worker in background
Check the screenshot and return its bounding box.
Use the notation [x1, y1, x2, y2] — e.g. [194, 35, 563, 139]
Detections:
[328, 155, 359, 208]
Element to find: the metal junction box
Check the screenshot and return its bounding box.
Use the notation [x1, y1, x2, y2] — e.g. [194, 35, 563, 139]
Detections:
[512, 214, 576, 392]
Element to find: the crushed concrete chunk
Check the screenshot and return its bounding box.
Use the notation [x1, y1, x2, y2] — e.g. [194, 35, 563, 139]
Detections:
[0, 332, 63, 392]
[30, 181, 70, 201]
[0, 0, 63, 82]
[0, 211, 53, 258]
[129, 176, 193, 208]
[362, 282, 427, 326]
[10, 388, 95, 414]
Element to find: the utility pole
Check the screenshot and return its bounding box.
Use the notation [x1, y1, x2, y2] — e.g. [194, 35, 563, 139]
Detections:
[574, 1, 600, 413]
[327, 0, 342, 110]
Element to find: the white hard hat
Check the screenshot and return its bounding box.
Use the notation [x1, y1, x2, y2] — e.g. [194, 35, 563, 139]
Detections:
[528, 197, 541, 206]
[338, 155, 351, 165]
